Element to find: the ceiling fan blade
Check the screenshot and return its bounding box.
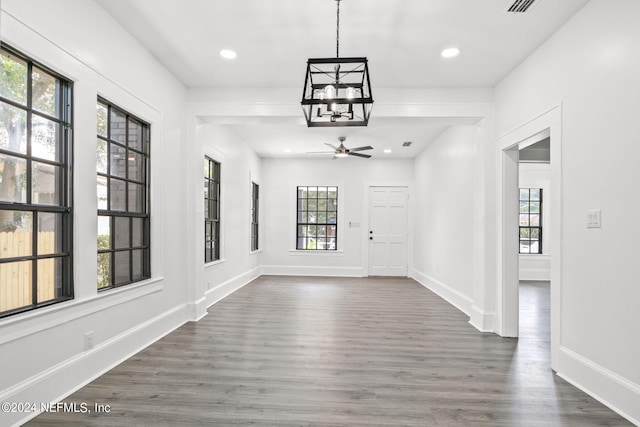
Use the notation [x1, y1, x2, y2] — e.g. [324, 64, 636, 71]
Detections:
[349, 146, 374, 152]
[324, 143, 339, 150]
[348, 152, 371, 158]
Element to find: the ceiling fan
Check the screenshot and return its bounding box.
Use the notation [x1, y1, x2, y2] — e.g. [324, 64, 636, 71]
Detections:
[307, 136, 373, 159]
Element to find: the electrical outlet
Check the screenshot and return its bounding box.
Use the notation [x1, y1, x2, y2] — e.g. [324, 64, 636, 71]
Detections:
[84, 331, 94, 351]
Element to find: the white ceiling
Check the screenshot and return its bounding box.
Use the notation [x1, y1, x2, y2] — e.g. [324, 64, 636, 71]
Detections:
[97, 0, 589, 158]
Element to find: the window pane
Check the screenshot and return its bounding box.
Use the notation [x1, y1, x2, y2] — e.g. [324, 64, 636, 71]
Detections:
[128, 182, 144, 213]
[32, 115, 59, 162]
[531, 228, 540, 239]
[318, 212, 327, 223]
[0, 102, 27, 154]
[308, 212, 316, 224]
[308, 225, 317, 237]
[327, 225, 336, 237]
[132, 218, 143, 247]
[530, 202, 540, 213]
[520, 241, 531, 253]
[97, 252, 111, 289]
[519, 202, 529, 213]
[519, 214, 529, 226]
[37, 212, 62, 255]
[308, 187, 317, 198]
[530, 240, 540, 253]
[307, 199, 317, 211]
[530, 214, 540, 226]
[0, 154, 27, 203]
[114, 250, 130, 285]
[530, 189, 540, 201]
[97, 175, 108, 209]
[32, 67, 59, 118]
[97, 215, 110, 250]
[114, 216, 130, 249]
[110, 143, 127, 178]
[318, 198, 327, 211]
[97, 102, 108, 137]
[110, 178, 126, 211]
[128, 119, 144, 151]
[519, 228, 530, 238]
[32, 162, 60, 205]
[132, 249, 143, 281]
[0, 210, 32, 258]
[96, 138, 107, 173]
[110, 109, 126, 144]
[327, 238, 336, 250]
[0, 260, 32, 312]
[318, 188, 327, 199]
[327, 187, 337, 198]
[327, 199, 337, 211]
[519, 189, 529, 201]
[328, 212, 336, 224]
[128, 151, 143, 182]
[204, 159, 209, 178]
[0, 50, 28, 105]
[37, 257, 62, 303]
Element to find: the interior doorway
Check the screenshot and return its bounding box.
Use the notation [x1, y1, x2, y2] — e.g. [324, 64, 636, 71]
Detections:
[498, 105, 562, 370]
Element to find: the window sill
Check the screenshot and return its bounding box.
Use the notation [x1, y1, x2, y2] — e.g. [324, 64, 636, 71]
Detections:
[205, 258, 226, 268]
[288, 249, 344, 256]
[0, 277, 164, 345]
[249, 249, 263, 255]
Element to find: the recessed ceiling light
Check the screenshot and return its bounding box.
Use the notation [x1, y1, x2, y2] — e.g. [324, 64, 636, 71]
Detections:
[220, 49, 237, 59]
[384, 149, 392, 154]
[284, 149, 292, 153]
[441, 47, 460, 58]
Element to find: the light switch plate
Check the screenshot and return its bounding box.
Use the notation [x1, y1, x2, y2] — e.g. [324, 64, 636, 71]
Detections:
[586, 209, 601, 228]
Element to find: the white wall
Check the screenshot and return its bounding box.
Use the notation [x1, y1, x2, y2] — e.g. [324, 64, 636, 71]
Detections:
[261, 158, 413, 276]
[495, 0, 640, 422]
[518, 163, 550, 281]
[412, 126, 480, 315]
[0, 1, 189, 426]
[193, 123, 262, 309]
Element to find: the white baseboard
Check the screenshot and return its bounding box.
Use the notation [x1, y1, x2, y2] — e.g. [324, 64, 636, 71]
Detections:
[1, 304, 190, 427]
[410, 269, 473, 317]
[261, 265, 365, 277]
[469, 304, 496, 333]
[557, 346, 640, 426]
[205, 266, 262, 308]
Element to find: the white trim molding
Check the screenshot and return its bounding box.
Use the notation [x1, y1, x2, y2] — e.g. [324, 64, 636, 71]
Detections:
[411, 269, 474, 317]
[557, 347, 640, 426]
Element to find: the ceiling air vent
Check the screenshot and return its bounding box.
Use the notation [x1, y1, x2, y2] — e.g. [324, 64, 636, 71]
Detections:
[402, 141, 412, 147]
[507, 0, 537, 13]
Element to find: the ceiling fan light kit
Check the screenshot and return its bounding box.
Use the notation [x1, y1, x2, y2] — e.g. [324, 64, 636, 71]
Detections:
[301, 0, 374, 127]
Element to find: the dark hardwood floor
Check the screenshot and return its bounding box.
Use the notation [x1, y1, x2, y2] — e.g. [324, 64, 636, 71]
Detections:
[27, 276, 631, 426]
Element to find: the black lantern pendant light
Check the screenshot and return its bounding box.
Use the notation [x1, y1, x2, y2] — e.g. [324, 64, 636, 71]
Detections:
[301, 0, 373, 127]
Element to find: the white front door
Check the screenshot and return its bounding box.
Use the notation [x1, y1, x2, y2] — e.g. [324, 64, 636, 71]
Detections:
[368, 186, 408, 276]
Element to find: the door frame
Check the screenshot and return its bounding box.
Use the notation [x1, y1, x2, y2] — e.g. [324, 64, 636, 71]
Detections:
[362, 182, 414, 277]
[496, 105, 562, 370]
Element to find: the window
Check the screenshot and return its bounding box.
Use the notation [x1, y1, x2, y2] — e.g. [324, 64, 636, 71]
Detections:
[251, 182, 259, 251]
[0, 45, 73, 317]
[204, 157, 220, 262]
[519, 188, 542, 254]
[96, 98, 150, 289]
[296, 186, 337, 250]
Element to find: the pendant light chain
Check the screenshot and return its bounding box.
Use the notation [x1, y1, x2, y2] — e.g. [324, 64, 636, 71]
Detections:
[336, 0, 340, 57]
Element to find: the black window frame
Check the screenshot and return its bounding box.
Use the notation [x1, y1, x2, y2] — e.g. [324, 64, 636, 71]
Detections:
[204, 156, 220, 263]
[296, 186, 338, 251]
[96, 97, 150, 290]
[519, 188, 543, 254]
[0, 43, 74, 318]
[251, 181, 259, 252]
